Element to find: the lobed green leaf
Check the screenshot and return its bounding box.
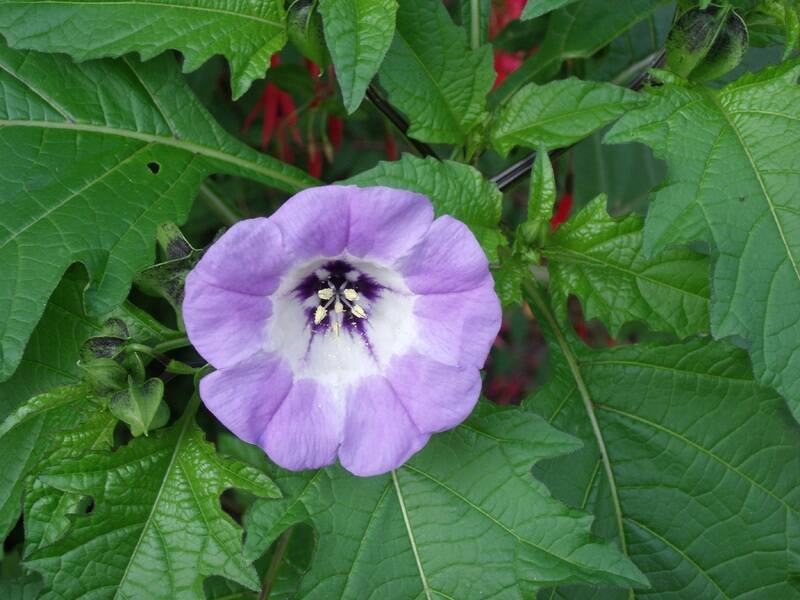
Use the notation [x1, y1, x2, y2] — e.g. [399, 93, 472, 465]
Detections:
[0, 0, 287, 99]
[607, 60, 800, 418]
[26, 404, 281, 599]
[245, 405, 647, 599]
[544, 196, 711, 338]
[527, 332, 800, 598]
[0, 43, 315, 382]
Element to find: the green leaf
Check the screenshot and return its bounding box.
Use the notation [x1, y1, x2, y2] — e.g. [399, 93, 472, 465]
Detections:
[492, 0, 670, 106]
[521, 0, 581, 20]
[0, 385, 96, 542]
[245, 405, 647, 598]
[0, 272, 102, 420]
[543, 196, 711, 338]
[0, 43, 316, 382]
[25, 403, 281, 600]
[524, 281, 800, 598]
[377, 0, 495, 144]
[572, 129, 666, 216]
[528, 145, 557, 231]
[0, 0, 287, 99]
[319, 0, 398, 113]
[606, 61, 800, 418]
[490, 78, 645, 156]
[109, 378, 168, 437]
[0, 575, 42, 600]
[526, 330, 800, 598]
[0, 269, 176, 542]
[492, 253, 527, 306]
[22, 403, 117, 556]
[347, 154, 506, 261]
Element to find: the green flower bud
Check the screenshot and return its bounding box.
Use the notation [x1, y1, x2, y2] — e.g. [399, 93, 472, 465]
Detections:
[667, 5, 749, 81]
[109, 378, 170, 437]
[78, 357, 128, 394]
[135, 222, 200, 320]
[287, 0, 330, 68]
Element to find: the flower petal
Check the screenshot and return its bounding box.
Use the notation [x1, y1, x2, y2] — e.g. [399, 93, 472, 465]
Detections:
[398, 216, 491, 293]
[192, 217, 288, 295]
[413, 274, 501, 368]
[387, 352, 482, 434]
[199, 353, 293, 445]
[261, 379, 344, 471]
[345, 186, 433, 261]
[338, 376, 429, 476]
[270, 185, 434, 263]
[183, 272, 271, 368]
[269, 187, 352, 261]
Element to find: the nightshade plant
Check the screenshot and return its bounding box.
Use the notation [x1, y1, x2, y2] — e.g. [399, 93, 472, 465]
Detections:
[0, 0, 799, 599]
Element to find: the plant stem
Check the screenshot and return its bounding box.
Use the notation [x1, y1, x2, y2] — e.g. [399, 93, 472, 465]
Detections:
[365, 84, 438, 159]
[469, 0, 481, 50]
[522, 278, 629, 557]
[198, 182, 240, 226]
[489, 50, 666, 191]
[259, 527, 294, 600]
[153, 336, 191, 354]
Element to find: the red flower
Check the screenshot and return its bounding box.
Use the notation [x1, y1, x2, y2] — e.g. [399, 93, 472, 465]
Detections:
[550, 194, 573, 230]
[489, 0, 530, 89]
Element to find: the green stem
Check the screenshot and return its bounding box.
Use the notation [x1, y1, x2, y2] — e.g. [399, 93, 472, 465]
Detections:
[469, 0, 481, 50]
[522, 278, 629, 557]
[153, 336, 191, 354]
[259, 527, 294, 600]
[198, 182, 240, 226]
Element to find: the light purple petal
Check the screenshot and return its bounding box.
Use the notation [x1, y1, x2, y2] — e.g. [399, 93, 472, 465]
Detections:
[199, 353, 292, 445]
[270, 185, 434, 263]
[338, 376, 429, 477]
[414, 274, 501, 369]
[345, 186, 433, 261]
[261, 379, 343, 471]
[387, 352, 483, 434]
[192, 217, 288, 295]
[183, 272, 270, 369]
[398, 216, 491, 293]
[269, 187, 351, 261]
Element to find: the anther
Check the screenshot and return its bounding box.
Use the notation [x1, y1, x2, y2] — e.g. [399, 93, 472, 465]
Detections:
[314, 306, 327, 325]
[334, 300, 344, 313]
[318, 288, 334, 301]
[351, 304, 367, 319]
[343, 288, 358, 302]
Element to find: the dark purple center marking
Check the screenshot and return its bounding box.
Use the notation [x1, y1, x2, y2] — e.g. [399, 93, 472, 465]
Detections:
[293, 260, 384, 341]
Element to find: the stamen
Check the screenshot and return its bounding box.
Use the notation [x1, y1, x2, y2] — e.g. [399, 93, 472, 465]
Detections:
[352, 304, 367, 319]
[334, 300, 344, 313]
[331, 320, 341, 337]
[343, 288, 358, 302]
[317, 288, 334, 301]
[314, 306, 327, 325]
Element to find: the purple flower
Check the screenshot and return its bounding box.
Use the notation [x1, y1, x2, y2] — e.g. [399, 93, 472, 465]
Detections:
[183, 185, 501, 476]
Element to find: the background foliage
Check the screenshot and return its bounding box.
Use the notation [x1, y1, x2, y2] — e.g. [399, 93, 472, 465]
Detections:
[1, 0, 799, 598]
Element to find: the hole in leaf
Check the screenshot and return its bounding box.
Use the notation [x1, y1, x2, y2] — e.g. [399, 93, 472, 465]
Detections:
[147, 162, 161, 174]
